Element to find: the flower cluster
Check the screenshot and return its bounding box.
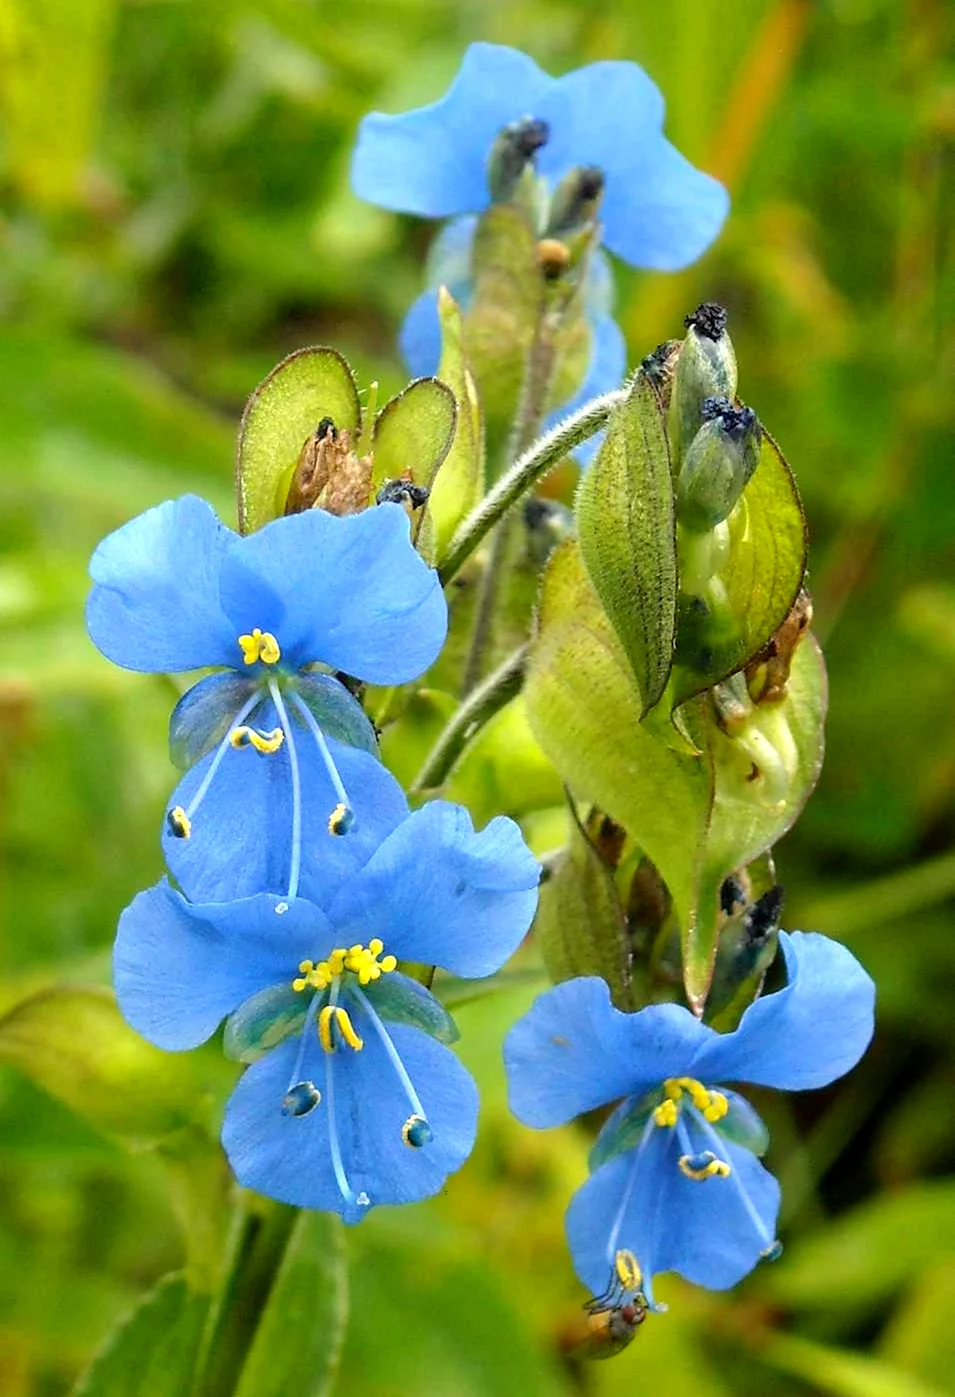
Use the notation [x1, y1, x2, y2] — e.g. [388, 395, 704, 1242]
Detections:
[89, 494, 539, 1218]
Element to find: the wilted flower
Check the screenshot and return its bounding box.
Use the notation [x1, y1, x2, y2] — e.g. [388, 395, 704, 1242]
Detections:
[505, 933, 875, 1313]
[87, 495, 447, 886]
[116, 802, 540, 1220]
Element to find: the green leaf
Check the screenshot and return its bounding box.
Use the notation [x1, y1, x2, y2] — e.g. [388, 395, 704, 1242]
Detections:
[686, 634, 827, 1008]
[576, 372, 678, 715]
[223, 983, 308, 1064]
[236, 347, 361, 534]
[524, 540, 713, 999]
[426, 288, 484, 560]
[535, 798, 634, 1009]
[673, 428, 807, 703]
[760, 1332, 948, 1397]
[362, 974, 460, 1045]
[72, 1272, 209, 1397]
[0, 985, 219, 1146]
[233, 1211, 348, 1397]
[765, 1181, 955, 1312]
[444, 695, 564, 826]
[372, 376, 456, 492]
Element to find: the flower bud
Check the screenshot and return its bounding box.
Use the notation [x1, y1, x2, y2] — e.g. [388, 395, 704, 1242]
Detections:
[707, 885, 784, 1018]
[546, 164, 605, 238]
[669, 303, 738, 467]
[677, 398, 761, 533]
[487, 116, 550, 204]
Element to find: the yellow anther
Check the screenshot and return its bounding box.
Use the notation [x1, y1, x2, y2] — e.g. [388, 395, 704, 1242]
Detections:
[238, 628, 281, 666]
[290, 941, 398, 994]
[663, 1076, 720, 1114]
[654, 1099, 678, 1128]
[663, 1079, 683, 1101]
[229, 725, 285, 754]
[318, 1004, 336, 1054]
[166, 806, 191, 839]
[614, 1250, 642, 1292]
[703, 1091, 729, 1123]
[328, 803, 354, 836]
[677, 1152, 731, 1181]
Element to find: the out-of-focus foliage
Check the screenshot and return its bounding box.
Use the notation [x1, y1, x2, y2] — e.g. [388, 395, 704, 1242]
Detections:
[1, 0, 953, 1393]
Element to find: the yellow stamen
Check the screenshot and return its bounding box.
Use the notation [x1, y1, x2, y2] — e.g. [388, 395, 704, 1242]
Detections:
[615, 1249, 642, 1292]
[291, 941, 399, 992]
[703, 1090, 729, 1123]
[317, 1004, 363, 1053]
[654, 1099, 678, 1128]
[678, 1152, 731, 1181]
[327, 802, 354, 836]
[661, 1076, 727, 1120]
[318, 1004, 336, 1054]
[166, 806, 191, 839]
[238, 628, 281, 666]
[229, 725, 285, 754]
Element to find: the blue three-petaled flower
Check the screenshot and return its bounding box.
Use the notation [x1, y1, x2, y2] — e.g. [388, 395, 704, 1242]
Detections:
[505, 932, 875, 1312]
[116, 800, 540, 1220]
[352, 43, 729, 431]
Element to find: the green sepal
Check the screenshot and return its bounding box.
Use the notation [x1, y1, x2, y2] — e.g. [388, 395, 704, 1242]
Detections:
[235, 347, 361, 534]
[524, 540, 713, 976]
[363, 972, 460, 1045]
[291, 672, 379, 755]
[169, 672, 255, 771]
[372, 376, 456, 491]
[425, 287, 484, 560]
[576, 371, 677, 715]
[672, 426, 808, 706]
[684, 633, 827, 1010]
[535, 797, 634, 1010]
[223, 983, 308, 1064]
[588, 1091, 658, 1172]
[717, 1091, 771, 1157]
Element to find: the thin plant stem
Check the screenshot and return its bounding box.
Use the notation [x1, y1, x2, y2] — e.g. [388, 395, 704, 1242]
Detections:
[438, 385, 626, 588]
[410, 643, 528, 794]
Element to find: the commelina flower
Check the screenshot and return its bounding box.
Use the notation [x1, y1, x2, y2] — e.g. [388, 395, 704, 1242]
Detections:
[352, 43, 728, 418]
[115, 802, 540, 1221]
[504, 932, 875, 1316]
[87, 495, 447, 892]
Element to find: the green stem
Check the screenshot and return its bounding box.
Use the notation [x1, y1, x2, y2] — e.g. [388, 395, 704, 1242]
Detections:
[438, 386, 626, 588]
[410, 644, 528, 794]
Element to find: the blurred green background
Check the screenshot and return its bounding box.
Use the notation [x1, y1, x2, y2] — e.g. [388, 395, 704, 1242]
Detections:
[1, 0, 954, 1393]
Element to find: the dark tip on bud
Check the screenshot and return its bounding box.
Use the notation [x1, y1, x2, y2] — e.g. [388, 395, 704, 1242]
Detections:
[509, 115, 550, 157]
[282, 1080, 321, 1117]
[701, 396, 759, 442]
[376, 479, 430, 509]
[575, 165, 605, 201]
[720, 873, 747, 916]
[743, 885, 785, 947]
[316, 416, 337, 441]
[685, 302, 728, 340]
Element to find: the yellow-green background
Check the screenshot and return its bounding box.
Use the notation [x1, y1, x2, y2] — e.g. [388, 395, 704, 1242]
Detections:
[1, 0, 954, 1393]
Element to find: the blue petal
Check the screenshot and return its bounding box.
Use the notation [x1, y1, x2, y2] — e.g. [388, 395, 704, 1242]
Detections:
[169, 671, 258, 771]
[163, 715, 409, 905]
[566, 1126, 780, 1299]
[221, 1019, 478, 1219]
[217, 504, 447, 683]
[536, 61, 728, 270]
[351, 44, 557, 218]
[424, 214, 478, 294]
[328, 801, 540, 977]
[399, 289, 442, 380]
[87, 496, 237, 672]
[114, 880, 332, 1050]
[505, 978, 716, 1128]
[693, 932, 876, 1092]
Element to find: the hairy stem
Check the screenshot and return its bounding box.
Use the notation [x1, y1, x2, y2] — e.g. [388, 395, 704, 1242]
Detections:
[438, 385, 626, 587]
[410, 643, 529, 794]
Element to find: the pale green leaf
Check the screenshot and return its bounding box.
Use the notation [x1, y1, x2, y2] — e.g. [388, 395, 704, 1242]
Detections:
[577, 373, 677, 714]
[236, 347, 361, 533]
[72, 1273, 209, 1397]
[372, 375, 456, 490]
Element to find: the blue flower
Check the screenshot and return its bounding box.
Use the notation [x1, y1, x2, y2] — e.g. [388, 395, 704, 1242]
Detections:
[352, 43, 729, 271]
[352, 44, 726, 455]
[87, 495, 447, 876]
[504, 933, 875, 1313]
[115, 801, 541, 1220]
